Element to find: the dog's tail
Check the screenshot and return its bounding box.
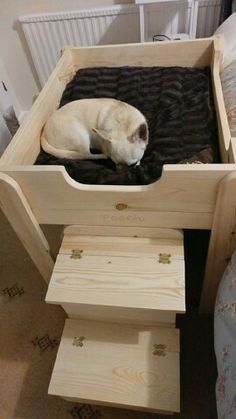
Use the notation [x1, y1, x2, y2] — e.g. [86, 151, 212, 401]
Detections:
[41, 133, 107, 160]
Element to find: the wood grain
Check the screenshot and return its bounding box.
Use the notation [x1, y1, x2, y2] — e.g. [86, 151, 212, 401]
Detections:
[61, 302, 176, 326]
[70, 38, 213, 69]
[200, 172, 236, 312]
[64, 225, 183, 240]
[211, 35, 231, 162]
[46, 234, 185, 319]
[0, 48, 73, 165]
[49, 319, 180, 413]
[1, 165, 236, 229]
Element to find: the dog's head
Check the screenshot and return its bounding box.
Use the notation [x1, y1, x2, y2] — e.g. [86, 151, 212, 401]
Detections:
[93, 122, 149, 166]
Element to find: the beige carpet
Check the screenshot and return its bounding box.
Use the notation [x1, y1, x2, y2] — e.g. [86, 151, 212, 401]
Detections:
[0, 210, 217, 419]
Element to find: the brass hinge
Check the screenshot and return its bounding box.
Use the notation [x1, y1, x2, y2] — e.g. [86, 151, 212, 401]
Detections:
[153, 344, 167, 356]
[158, 253, 171, 264]
[71, 249, 83, 259]
[73, 336, 85, 347]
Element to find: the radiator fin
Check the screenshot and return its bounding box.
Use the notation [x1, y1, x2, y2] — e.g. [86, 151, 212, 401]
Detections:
[20, 1, 221, 86]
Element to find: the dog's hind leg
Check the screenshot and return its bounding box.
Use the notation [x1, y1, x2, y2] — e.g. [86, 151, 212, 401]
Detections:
[88, 152, 108, 160]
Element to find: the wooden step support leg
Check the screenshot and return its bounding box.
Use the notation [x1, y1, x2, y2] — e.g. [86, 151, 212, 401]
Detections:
[0, 173, 54, 283]
[200, 173, 236, 313]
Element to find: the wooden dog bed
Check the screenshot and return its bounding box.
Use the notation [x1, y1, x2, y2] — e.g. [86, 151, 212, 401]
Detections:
[1, 35, 236, 414]
[36, 65, 219, 185]
[0, 37, 235, 313]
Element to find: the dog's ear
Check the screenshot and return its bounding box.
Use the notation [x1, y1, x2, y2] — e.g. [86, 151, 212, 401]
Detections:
[92, 128, 112, 142]
[130, 123, 148, 143]
[137, 123, 148, 143]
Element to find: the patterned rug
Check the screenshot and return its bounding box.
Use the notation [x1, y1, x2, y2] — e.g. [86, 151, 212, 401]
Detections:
[0, 211, 217, 419]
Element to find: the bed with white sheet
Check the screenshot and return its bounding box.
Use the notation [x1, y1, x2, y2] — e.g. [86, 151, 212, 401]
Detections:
[214, 13, 236, 419]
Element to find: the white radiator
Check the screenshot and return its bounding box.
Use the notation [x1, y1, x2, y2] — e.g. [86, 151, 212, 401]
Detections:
[197, 0, 221, 37]
[20, 1, 221, 87]
[20, 5, 140, 86]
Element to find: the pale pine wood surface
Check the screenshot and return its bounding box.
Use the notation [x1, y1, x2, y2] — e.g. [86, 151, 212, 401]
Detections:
[211, 36, 231, 162]
[46, 234, 185, 315]
[1, 165, 236, 229]
[49, 319, 180, 413]
[61, 235, 184, 257]
[64, 225, 183, 240]
[70, 38, 213, 69]
[61, 302, 176, 326]
[0, 48, 73, 166]
[200, 172, 236, 312]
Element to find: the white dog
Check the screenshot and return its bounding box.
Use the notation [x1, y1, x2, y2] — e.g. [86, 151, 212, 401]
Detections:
[41, 98, 148, 166]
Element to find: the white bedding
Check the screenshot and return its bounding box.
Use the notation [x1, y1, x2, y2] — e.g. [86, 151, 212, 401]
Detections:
[214, 249, 236, 418]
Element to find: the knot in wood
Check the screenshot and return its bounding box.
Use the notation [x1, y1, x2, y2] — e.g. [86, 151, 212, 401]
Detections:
[116, 203, 128, 211]
[73, 336, 85, 347]
[71, 249, 83, 259]
[158, 253, 171, 264]
[153, 344, 167, 356]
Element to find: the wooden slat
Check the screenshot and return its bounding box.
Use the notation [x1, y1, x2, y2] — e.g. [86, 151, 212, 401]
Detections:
[49, 319, 180, 413]
[70, 38, 213, 69]
[61, 235, 184, 258]
[1, 165, 236, 230]
[200, 172, 236, 313]
[36, 209, 213, 229]
[64, 225, 183, 240]
[61, 302, 176, 326]
[211, 35, 232, 163]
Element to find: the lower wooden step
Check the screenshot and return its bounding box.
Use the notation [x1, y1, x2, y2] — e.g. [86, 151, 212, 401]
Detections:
[49, 319, 180, 414]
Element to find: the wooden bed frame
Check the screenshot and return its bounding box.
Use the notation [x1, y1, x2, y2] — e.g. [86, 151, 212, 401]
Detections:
[0, 36, 236, 313]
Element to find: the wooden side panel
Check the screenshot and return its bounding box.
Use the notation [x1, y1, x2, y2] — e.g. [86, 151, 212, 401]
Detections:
[70, 38, 213, 69]
[1, 165, 236, 229]
[200, 172, 236, 313]
[0, 48, 74, 166]
[61, 302, 176, 326]
[211, 36, 232, 162]
[49, 319, 180, 413]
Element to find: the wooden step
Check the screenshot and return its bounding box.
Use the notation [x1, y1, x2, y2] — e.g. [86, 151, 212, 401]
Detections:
[46, 229, 185, 325]
[48, 319, 180, 413]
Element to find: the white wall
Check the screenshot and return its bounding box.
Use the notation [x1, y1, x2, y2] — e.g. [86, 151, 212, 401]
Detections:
[0, 0, 220, 115]
[0, 113, 12, 156]
[0, 0, 130, 113]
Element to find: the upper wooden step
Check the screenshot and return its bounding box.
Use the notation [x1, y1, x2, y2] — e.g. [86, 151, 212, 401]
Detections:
[48, 318, 180, 413]
[46, 228, 185, 324]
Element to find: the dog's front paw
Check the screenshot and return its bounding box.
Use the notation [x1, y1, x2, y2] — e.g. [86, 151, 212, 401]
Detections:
[116, 163, 126, 172]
